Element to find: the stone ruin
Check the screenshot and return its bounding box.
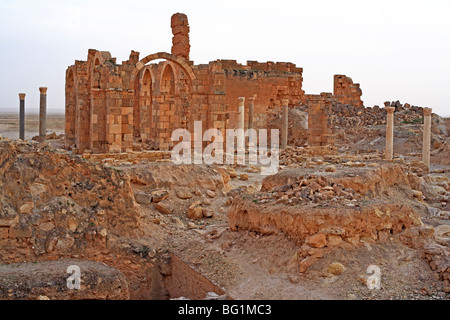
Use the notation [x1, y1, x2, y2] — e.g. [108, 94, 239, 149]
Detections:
[64, 13, 363, 154]
[3, 12, 449, 301]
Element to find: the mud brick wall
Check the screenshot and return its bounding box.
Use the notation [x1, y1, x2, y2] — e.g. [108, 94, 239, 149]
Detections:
[334, 75, 363, 107]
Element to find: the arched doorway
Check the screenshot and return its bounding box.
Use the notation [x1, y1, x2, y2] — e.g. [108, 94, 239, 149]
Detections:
[130, 52, 196, 150]
[161, 64, 175, 95]
[134, 68, 153, 143]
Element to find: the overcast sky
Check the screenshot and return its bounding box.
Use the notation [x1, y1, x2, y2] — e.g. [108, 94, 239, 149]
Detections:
[0, 0, 449, 116]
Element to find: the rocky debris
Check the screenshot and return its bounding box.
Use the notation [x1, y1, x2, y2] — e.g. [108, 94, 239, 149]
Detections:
[329, 101, 429, 129]
[239, 174, 249, 181]
[260, 164, 421, 207]
[188, 201, 204, 220]
[229, 195, 423, 248]
[152, 190, 170, 203]
[256, 173, 358, 206]
[423, 243, 450, 293]
[176, 189, 193, 200]
[328, 262, 347, 276]
[206, 190, 217, 199]
[203, 209, 214, 219]
[279, 146, 338, 166]
[125, 163, 225, 194]
[135, 192, 152, 205]
[0, 139, 141, 264]
[0, 260, 129, 300]
[32, 132, 64, 141]
[155, 201, 173, 215]
[306, 234, 327, 249]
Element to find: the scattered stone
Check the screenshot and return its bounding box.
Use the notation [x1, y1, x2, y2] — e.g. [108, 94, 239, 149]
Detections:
[176, 189, 193, 200]
[289, 275, 300, 284]
[325, 165, 336, 173]
[187, 222, 198, 229]
[203, 209, 214, 218]
[328, 262, 347, 276]
[135, 192, 152, 205]
[152, 190, 169, 203]
[299, 256, 319, 273]
[206, 190, 217, 198]
[192, 190, 202, 197]
[155, 201, 172, 215]
[19, 202, 34, 214]
[172, 217, 185, 229]
[188, 201, 203, 220]
[306, 234, 327, 248]
[240, 174, 249, 181]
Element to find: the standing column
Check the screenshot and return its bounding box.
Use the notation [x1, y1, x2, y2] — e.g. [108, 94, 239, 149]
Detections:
[248, 97, 255, 131]
[281, 99, 289, 150]
[19, 93, 26, 140]
[39, 87, 47, 143]
[422, 108, 432, 169]
[237, 97, 245, 162]
[385, 106, 395, 160]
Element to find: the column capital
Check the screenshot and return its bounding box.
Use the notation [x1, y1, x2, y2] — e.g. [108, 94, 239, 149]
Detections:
[248, 97, 255, 103]
[282, 99, 290, 106]
[385, 107, 395, 114]
[19, 93, 26, 100]
[238, 97, 245, 105]
[423, 108, 432, 117]
[39, 87, 48, 95]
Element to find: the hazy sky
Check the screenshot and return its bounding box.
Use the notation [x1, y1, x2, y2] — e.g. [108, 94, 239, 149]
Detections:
[0, 0, 449, 116]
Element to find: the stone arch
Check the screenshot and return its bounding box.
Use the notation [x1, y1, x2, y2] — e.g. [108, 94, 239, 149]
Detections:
[160, 63, 175, 95]
[131, 52, 195, 150]
[65, 68, 76, 149]
[132, 52, 196, 82]
[134, 67, 153, 142]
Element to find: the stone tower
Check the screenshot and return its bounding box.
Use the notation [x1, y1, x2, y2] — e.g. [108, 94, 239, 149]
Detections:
[171, 13, 190, 60]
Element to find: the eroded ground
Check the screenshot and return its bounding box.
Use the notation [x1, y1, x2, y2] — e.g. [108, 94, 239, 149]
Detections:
[0, 113, 449, 300]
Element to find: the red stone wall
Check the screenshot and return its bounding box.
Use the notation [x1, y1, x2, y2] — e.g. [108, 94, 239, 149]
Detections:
[334, 74, 363, 107]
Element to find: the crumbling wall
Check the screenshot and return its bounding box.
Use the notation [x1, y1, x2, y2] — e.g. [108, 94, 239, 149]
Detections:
[0, 139, 159, 299]
[333, 74, 363, 107]
[171, 13, 190, 60]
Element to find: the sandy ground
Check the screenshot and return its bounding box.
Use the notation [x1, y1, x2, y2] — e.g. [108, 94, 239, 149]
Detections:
[0, 113, 65, 141]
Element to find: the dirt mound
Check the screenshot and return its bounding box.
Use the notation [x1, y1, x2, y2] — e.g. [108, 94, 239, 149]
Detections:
[0, 260, 129, 300]
[123, 163, 226, 192]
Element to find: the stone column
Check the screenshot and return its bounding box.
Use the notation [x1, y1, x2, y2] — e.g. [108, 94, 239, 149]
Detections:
[385, 106, 395, 160]
[237, 97, 245, 155]
[39, 87, 47, 142]
[281, 99, 289, 150]
[422, 108, 432, 168]
[19, 93, 26, 140]
[248, 97, 255, 130]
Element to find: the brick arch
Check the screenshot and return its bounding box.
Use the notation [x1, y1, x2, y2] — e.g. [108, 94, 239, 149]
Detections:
[133, 52, 196, 81]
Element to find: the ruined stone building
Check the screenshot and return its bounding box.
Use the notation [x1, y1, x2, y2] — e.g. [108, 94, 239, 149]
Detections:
[65, 13, 363, 154]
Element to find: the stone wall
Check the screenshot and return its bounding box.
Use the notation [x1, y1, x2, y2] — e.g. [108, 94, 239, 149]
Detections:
[65, 13, 366, 154]
[334, 74, 363, 107]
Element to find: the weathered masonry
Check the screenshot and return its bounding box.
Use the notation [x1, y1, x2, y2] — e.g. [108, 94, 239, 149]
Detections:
[65, 13, 363, 154]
